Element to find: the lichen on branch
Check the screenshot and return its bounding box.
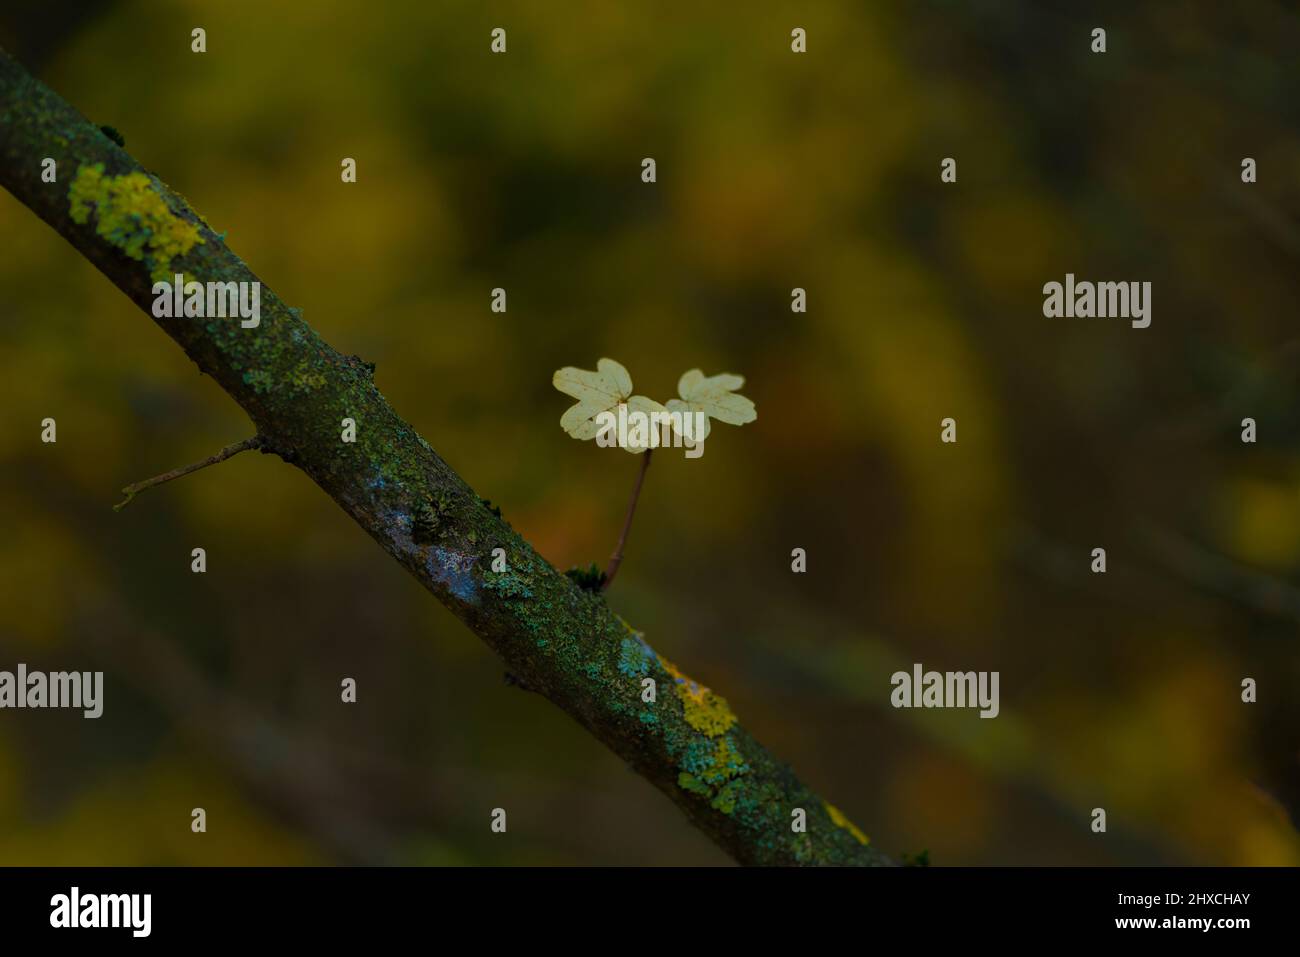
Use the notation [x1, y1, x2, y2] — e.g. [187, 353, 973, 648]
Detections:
[68, 163, 204, 282]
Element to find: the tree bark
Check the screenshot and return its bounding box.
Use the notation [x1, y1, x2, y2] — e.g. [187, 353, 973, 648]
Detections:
[0, 47, 890, 866]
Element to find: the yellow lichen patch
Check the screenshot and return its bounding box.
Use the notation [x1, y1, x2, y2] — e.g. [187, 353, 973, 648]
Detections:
[68, 164, 203, 283]
[824, 801, 870, 845]
[657, 654, 737, 737]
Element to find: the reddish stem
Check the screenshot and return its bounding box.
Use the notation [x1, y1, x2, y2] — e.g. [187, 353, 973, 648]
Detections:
[602, 449, 652, 590]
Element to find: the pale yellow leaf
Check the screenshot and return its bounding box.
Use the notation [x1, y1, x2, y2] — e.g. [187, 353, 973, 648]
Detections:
[668, 368, 756, 443]
[553, 359, 667, 451]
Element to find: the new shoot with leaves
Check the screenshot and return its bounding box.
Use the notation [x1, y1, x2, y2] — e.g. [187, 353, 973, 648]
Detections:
[552, 358, 756, 590]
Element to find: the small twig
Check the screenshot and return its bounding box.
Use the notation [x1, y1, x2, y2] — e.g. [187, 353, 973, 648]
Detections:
[114, 435, 263, 511]
[602, 448, 652, 591]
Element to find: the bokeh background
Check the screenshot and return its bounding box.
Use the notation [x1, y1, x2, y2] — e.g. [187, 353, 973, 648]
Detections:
[1, 0, 1298, 865]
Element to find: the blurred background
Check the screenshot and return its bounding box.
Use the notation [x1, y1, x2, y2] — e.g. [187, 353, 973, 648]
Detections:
[1, 0, 1298, 865]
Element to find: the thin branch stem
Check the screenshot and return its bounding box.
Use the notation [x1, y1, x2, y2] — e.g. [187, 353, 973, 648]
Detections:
[602, 448, 652, 591]
[114, 436, 263, 511]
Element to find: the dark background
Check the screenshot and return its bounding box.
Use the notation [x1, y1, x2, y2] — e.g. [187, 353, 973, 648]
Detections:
[0, 1, 1297, 864]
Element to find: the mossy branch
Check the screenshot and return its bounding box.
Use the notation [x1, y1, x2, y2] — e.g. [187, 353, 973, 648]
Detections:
[0, 48, 890, 866]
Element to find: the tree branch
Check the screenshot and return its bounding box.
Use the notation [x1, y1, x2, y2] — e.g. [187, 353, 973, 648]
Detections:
[0, 48, 889, 866]
[114, 435, 263, 510]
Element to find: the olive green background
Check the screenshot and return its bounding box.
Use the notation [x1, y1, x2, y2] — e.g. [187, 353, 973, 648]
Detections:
[1, 1, 1297, 864]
